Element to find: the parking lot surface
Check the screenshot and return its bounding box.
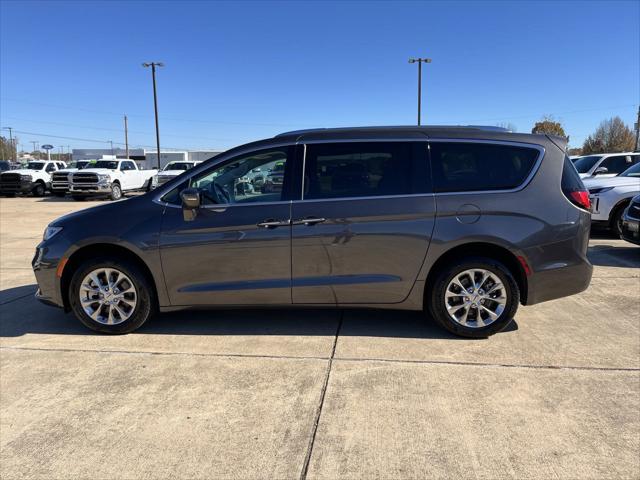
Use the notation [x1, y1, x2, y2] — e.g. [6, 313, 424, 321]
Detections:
[1, 196, 639, 479]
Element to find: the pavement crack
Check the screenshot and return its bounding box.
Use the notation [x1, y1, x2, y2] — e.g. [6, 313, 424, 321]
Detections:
[334, 356, 640, 372]
[300, 310, 343, 480]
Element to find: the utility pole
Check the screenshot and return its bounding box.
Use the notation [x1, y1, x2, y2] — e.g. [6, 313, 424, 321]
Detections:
[143, 62, 164, 169]
[2, 127, 15, 162]
[634, 106, 640, 152]
[408, 57, 432, 126]
[124, 115, 129, 159]
[109, 140, 114, 156]
[31, 141, 39, 159]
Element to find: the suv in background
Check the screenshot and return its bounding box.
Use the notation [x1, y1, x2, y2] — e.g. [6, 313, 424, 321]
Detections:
[33, 126, 592, 338]
[574, 152, 640, 179]
[584, 162, 640, 235]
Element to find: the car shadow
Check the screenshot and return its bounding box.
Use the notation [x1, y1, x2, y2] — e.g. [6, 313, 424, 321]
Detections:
[0, 284, 517, 340]
[587, 244, 640, 268]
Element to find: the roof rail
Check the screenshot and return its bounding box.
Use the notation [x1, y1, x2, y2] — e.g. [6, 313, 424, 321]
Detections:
[275, 125, 513, 138]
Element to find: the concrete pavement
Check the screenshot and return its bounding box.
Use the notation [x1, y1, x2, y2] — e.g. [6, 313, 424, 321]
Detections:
[1, 196, 639, 479]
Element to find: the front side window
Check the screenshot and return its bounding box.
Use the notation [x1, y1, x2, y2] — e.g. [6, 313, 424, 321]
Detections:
[188, 147, 291, 205]
[26, 162, 45, 170]
[599, 155, 632, 175]
[429, 142, 540, 193]
[46, 163, 56, 173]
[621, 162, 640, 177]
[303, 142, 422, 200]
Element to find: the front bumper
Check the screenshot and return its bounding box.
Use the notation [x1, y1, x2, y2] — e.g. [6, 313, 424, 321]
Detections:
[69, 183, 111, 195]
[620, 211, 640, 245]
[32, 242, 68, 310]
[0, 180, 33, 195]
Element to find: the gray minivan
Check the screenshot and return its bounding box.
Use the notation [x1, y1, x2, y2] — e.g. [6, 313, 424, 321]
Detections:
[33, 126, 593, 338]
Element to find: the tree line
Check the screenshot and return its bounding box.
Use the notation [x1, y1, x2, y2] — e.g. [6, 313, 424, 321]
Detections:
[529, 115, 637, 155]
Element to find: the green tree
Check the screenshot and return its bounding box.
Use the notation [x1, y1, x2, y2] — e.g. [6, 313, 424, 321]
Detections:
[531, 116, 567, 137]
[582, 116, 635, 154]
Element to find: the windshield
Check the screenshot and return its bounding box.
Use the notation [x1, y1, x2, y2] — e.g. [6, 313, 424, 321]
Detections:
[93, 161, 119, 169]
[163, 162, 194, 171]
[574, 155, 602, 173]
[620, 163, 640, 177]
[26, 162, 45, 170]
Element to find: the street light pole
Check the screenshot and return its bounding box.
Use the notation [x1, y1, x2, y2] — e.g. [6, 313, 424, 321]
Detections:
[124, 115, 129, 159]
[408, 57, 432, 126]
[31, 141, 38, 159]
[142, 62, 164, 169]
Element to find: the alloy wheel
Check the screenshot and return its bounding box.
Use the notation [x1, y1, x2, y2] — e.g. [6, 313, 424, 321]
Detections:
[444, 268, 507, 328]
[79, 268, 137, 325]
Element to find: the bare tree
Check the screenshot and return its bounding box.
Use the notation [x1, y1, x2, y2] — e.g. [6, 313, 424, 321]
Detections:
[582, 116, 635, 154]
[496, 122, 517, 132]
[531, 116, 567, 138]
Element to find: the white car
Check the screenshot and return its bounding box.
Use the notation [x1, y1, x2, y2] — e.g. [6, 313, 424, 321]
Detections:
[584, 162, 640, 235]
[574, 152, 640, 179]
[0, 160, 67, 197]
[69, 159, 158, 201]
[150, 161, 201, 189]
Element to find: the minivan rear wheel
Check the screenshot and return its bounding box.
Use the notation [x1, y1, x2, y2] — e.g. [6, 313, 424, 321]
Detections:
[428, 257, 519, 338]
[69, 257, 155, 333]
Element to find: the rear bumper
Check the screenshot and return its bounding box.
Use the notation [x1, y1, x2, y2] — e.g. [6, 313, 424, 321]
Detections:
[525, 258, 593, 305]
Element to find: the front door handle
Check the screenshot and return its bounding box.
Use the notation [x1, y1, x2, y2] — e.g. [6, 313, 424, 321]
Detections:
[257, 219, 290, 229]
[293, 217, 326, 226]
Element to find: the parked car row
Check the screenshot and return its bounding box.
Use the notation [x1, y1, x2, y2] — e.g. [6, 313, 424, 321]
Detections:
[0, 159, 162, 200]
[573, 152, 640, 179]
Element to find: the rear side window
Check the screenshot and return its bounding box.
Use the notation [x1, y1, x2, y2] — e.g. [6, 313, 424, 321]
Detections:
[303, 142, 428, 200]
[429, 142, 540, 193]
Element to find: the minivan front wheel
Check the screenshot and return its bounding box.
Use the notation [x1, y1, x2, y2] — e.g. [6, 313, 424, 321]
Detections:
[428, 257, 519, 338]
[69, 257, 155, 333]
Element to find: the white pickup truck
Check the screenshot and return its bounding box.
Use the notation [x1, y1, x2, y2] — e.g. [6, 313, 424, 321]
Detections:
[150, 160, 201, 189]
[0, 160, 67, 197]
[69, 159, 158, 201]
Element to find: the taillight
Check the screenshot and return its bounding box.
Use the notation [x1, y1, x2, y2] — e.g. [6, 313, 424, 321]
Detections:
[567, 190, 591, 211]
[561, 156, 591, 211]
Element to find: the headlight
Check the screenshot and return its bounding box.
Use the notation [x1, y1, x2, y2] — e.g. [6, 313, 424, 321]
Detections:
[588, 187, 614, 194]
[97, 174, 110, 182]
[20, 174, 32, 181]
[43, 226, 63, 241]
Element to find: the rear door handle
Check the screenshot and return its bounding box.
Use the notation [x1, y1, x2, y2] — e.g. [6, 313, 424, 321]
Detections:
[257, 219, 290, 229]
[293, 217, 326, 226]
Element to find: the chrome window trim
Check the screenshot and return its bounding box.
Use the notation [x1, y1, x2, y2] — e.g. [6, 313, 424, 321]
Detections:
[153, 137, 546, 207]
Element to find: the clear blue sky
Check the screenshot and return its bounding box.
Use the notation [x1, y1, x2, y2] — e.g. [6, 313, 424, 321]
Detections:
[1, 0, 638, 153]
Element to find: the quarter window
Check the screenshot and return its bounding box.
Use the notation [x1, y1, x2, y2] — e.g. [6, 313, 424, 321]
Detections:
[303, 142, 425, 200]
[429, 142, 540, 192]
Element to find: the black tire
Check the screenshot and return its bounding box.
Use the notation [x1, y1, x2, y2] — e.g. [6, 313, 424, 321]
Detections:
[609, 203, 628, 237]
[427, 256, 520, 338]
[72, 195, 85, 201]
[32, 182, 45, 197]
[68, 257, 156, 334]
[110, 183, 122, 201]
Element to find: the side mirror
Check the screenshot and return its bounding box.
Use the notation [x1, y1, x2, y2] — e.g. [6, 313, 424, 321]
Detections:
[181, 188, 201, 221]
[594, 166, 608, 175]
